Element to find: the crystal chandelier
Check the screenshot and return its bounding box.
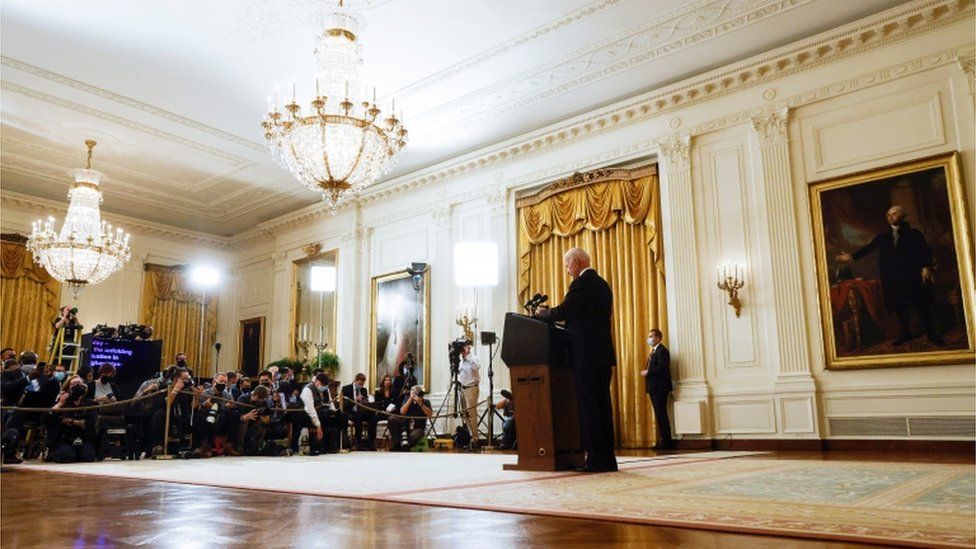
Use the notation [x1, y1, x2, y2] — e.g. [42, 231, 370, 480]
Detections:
[27, 140, 131, 297]
[261, 2, 408, 212]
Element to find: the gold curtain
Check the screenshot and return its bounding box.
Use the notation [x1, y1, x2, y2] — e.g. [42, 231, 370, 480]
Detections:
[0, 235, 62, 356]
[140, 264, 217, 376]
[517, 167, 667, 448]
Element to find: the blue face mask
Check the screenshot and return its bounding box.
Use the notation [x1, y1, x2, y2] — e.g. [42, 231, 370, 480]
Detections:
[317, 385, 328, 393]
[53, 371, 66, 382]
[647, 338, 655, 346]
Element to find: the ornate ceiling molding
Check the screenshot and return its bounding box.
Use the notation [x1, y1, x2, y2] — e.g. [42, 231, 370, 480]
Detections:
[1, 80, 256, 166]
[393, 0, 630, 99]
[351, 0, 970, 204]
[0, 189, 234, 248]
[1, 56, 265, 152]
[414, 0, 813, 134]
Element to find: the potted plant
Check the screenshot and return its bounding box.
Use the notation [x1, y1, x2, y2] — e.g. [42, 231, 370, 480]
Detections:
[305, 349, 340, 380]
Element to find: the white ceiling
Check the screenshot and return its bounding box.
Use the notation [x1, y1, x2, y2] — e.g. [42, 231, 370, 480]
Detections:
[0, 0, 906, 235]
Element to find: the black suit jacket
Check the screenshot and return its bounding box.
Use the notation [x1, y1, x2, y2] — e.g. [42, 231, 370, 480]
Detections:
[342, 383, 368, 412]
[644, 344, 672, 394]
[538, 269, 616, 375]
[852, 221, 933, 306]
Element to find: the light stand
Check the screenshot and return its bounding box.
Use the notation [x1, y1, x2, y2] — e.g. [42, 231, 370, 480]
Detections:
[190, 265, 220, 381]
[477, 332, 505, 450]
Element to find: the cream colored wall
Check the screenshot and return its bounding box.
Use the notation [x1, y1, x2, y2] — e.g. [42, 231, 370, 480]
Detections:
[239, 9, 973, 440]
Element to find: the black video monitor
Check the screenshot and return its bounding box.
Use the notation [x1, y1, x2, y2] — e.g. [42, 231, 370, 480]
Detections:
[80, 335, 163, 399]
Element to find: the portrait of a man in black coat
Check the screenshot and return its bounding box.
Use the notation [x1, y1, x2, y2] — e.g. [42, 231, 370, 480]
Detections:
[535, 248, 617, 472]
[835, 205, 942, 346]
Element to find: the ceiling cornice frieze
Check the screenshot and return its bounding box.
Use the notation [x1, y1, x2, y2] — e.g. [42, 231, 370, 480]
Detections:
[0, 189, 234, 249]
[414, 0, 814, 134]
[1, 56, 265, 152]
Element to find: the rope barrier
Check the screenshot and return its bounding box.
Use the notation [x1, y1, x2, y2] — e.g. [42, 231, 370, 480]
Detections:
[1, 387, 490, 421]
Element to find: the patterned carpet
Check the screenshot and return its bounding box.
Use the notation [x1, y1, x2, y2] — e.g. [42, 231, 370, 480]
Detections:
[11, 452, 974, 547]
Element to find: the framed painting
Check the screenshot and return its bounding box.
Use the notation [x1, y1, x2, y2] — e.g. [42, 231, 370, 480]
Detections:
[369, 269, 430, 391]
[239, 316, 265, 377]
[810, 152, 974, 370]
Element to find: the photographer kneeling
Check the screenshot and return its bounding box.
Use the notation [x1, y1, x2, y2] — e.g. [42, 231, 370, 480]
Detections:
[234, 385, 272, 455]
[47, 383, 98, 463]
[389, 385, 432, 452]
[194, 373, 237, 457]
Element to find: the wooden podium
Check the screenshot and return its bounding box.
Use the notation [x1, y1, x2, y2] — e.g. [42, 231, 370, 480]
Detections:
[500, 313, 583, 471]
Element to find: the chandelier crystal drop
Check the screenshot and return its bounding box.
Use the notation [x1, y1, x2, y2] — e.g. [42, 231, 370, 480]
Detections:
[261, 3, 408, 213]
[27, 140, 132, 298]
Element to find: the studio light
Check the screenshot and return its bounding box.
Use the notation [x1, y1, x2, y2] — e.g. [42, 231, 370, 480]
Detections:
[310, 265, 337, 292]
[190, 265, 221, 288]
[453, 242, 499, 287]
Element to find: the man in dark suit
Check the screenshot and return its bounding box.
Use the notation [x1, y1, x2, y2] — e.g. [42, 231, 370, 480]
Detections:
[640, 328, 674, 450]
[835, 205, 942, 346]
[341, 373, 377, 450]
[536, 248, 617, 472]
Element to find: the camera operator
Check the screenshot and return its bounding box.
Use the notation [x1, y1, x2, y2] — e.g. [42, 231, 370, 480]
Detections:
[393, 353, 418, 400]
[456, 340, 480, 448]
[193, 372, 237, 457]
[46, 382, 98, 463]
[342, 373, 377, 451]
[389, 385, 431, 452]
[234, 384, 272, 455]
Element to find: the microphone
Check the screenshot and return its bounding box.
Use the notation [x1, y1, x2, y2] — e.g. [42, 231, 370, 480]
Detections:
[537, 294, 549, 306]
[523, 293, 543, 312]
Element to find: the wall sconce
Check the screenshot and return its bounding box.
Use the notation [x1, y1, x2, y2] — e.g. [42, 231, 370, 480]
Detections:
[716, 262, 745, 317]
[455, 304, 477, 342]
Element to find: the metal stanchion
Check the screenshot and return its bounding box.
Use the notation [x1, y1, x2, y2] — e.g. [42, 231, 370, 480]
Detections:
[156, 383, 175, 460]
[338, 388, 350, 454]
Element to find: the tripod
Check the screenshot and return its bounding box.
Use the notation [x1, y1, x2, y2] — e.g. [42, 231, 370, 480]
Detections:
[476, 334, 504, 449]
[426, 350, 465, 441]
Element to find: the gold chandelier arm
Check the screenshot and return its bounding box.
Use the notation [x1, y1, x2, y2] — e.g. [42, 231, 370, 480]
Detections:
[340, 128, 370, 185]
[85, 140, 97, 169]
[318, 121, 335, 183]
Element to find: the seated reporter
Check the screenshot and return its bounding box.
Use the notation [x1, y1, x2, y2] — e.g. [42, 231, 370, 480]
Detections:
[342, 373, 377, 451]
[193, 373, 238, 457]
[150, 369, 195, 455]
[389, 385, 432, 452]
[234, 385, 272, 455]
[46, 383, 98, 463]
[88, 364, 122, 409]
[496, 389, 516, 450]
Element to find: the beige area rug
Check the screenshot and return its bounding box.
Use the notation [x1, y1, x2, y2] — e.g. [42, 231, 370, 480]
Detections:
[11, 452, 974, 548]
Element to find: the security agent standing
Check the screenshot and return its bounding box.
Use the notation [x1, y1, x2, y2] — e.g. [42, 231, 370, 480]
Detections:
[640, 328, 674, 450]
[535, 248, 618, 472]
[457, 341, 481, 448]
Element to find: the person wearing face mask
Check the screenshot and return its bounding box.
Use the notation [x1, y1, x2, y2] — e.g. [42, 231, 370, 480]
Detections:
[640, 328, 674, 450]
[393, 353, 418, 401]
[193, 373, 238, 457]
[342, 373, 377, 450]
[18, 351, 39, 377]
[167, 352, 191, 374]
[46, 382, 98, 463]
[295, 373, 333, 456]
[88, 364, 121, 406]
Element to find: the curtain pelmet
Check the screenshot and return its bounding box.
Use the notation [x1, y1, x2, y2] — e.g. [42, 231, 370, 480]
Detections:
[516, 171, 668, 448]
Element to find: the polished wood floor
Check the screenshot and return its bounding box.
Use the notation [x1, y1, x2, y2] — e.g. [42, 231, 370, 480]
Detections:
[2, 450, 970, 548]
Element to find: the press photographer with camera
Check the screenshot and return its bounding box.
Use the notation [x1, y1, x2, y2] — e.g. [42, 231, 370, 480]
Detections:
[194, 372, 238, 457]
[46, 382, 98, 463]
[389, 384, 431, 451]
[52, 306, 81, 337]
[234, 384, 272, 455]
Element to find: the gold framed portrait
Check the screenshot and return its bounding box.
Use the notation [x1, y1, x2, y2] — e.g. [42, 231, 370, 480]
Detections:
[810, 152, 974, 370]
[368, 269, 431, 391]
